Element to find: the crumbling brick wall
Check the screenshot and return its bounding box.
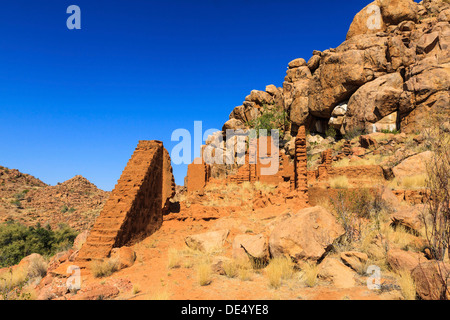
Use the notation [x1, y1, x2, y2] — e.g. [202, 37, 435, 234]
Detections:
[186, 157, 211, 193]
[77, 140, 172, 260]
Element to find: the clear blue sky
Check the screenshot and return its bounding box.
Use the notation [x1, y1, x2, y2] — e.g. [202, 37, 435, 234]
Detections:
[0, 0, 371, 191]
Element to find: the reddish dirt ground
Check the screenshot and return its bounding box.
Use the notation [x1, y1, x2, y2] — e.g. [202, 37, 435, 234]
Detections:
[69, 200, 397, 301]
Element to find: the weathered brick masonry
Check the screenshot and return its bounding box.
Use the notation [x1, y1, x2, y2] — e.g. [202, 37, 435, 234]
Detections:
[77, 140, 174, 261]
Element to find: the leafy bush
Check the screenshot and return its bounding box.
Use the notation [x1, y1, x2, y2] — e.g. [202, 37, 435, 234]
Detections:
[10, 200, 23, 209]
[61, 205, 76, 214]
[325, 126, 337, 139]
[381, 129, 400, 134]
[248, 104, 289, 139]
[0, 221, 78, 267]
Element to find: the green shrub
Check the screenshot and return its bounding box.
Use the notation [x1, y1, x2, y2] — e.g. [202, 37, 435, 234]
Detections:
[325, 127, 337, 139]
[0, 221, 78, 267]
[381, 129, 400, 134]
[248, 104, 289, 139]
[10, 200, 22, 208]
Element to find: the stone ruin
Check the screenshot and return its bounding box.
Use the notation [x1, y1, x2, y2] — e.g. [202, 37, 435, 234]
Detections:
[77, 126, 389, 262]
[77, 140, 175, 261]
[185, 124, 390, 199]
[186, 158, 211, 193]
[186, 126, 310, 204]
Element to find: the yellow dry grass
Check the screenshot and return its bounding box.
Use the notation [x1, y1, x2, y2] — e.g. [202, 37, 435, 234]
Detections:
[332, 155, 382, 168]
[0, 267, 27, 291]
[132, 284, 141, 295]
[167, 248, 182, 269]
[197, 261, 212, 286]
[389, 174, 427, 190]
[265, 257, 294, 289]
[396, 270, 416, 300]
[90, 258, 119, 278]
[301, 262, 319, 287]
[329, 176, 350, 189]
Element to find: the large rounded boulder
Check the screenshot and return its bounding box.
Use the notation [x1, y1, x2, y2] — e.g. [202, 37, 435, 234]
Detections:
[269, 206, 345, 263]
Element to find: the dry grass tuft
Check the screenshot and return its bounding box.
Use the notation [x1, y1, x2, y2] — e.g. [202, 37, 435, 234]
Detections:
[254, 181, 276, 193]
[0, 267, 32, 300]
[389, 174, 427, 190]
[329, 176, 350, 189]
[223, 260, 239, 278]
[396, 270, 416, 300]
[238, 268, 252, 281]
[223, 259, 253, 279]
[333, 155, 382, 168]
[301, 262, 319, 287]
[0, 267, 27, 291]
[91, 258, 119, 278]
[27, 256, 47, 279]
[167, 248, 182, 269]
[265, 257, 294, 289]
[132, 284, 141, 295]
[197, 261, 212, 286]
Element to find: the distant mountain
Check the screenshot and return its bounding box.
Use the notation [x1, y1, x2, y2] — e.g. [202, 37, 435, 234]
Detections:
[0, 166, 110, 231]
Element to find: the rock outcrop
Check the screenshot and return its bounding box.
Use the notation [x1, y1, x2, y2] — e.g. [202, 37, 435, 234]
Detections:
[185, 229, 230, 253]
[232, 234, 269, 263]
[412, 261, 450, 300]
[269, 206, 345, 263]
[318, 257, 356, 288]
[224, 0, 449, 137]
[387, 248, 426, 272]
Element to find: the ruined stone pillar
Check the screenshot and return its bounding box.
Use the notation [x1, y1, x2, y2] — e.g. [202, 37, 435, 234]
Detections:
[324, 149, 333, 168]
[249, 136, 258, 182]
[318, 148, 333, 179]
[343, 140, 352, 157]
[187, 158, 210, 193]
[294, 126, 309, 203]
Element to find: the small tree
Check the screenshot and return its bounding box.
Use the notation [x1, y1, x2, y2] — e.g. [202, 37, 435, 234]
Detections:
[420, 113, 450, 299]
[248, 103, 289, 139]
[420, 114, 450, 261]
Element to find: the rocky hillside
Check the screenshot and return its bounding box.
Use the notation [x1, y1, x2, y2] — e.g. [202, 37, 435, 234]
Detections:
[0, 165, 47, 196]
[0, 166, 109, 231]
[224, 0, 449, 138]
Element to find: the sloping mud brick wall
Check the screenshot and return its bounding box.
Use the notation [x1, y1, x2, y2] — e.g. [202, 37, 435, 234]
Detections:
[77, 140, 170, 261]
